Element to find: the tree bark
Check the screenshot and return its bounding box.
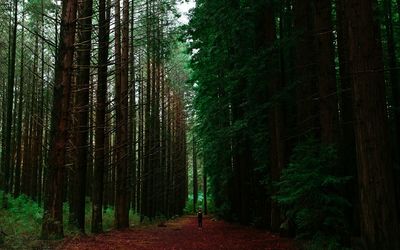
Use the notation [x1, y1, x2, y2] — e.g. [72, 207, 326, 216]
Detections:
[203, 170, 207, 215]
[69, 0, 93, 232]
[129, 0, 137, 213]
[114, 0, 130, 228]
[91, 0, 110, 233]
[41, 0, 78, 239]
[14, 4, 26, 197]
[344, 0, 400, 248]
[264, 3, 286, 232]
[1, 0, 18, 208]
[336, 0, 360, 236]
[314, 0, 338, 144]
[192, 136, 198, 212]
[383, 0, 400, 217]
[293, 0, 318, 138]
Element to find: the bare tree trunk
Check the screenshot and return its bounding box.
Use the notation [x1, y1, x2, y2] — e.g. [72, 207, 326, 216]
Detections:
[336, 0, 360, 236]
[203, 169, 207, 215]
[141, 0, 151, 220]
[137, 55, 144, 213]
[92, 0, 110, 233]
[129, 0, 137, 213]
[14, 4, 26, 197]
[69, 0, 93, 232]
[30, 30, 40, 201]
[293, 0, 318, 138]
[315, 0, 338, 144]
[263, 3, 286, 232]
[344, 0, 400, 248]
[192, 136, 198, 213]
[41, 0, 77, 239]
[1, 0, 18, 208]
[383, 0, 400, 216]
[114, 0, 130, 228]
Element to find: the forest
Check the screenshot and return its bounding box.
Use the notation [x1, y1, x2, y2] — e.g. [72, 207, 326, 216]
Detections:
[0, 0, 399, 249]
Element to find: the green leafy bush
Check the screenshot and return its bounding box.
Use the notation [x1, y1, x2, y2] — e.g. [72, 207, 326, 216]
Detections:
[274, 137, 351, 249]
[0, 192, 43, 249]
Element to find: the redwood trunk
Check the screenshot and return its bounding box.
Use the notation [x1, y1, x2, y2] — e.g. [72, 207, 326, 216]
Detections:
[91, 0, 110, 233]
[264, 4, 285, 232]
[336, 0, 360, 236]
[192, 137, 198, 212]
[114, 0, 130, 228]
[315, 0, 338, 144]
[293, 0, 317, 138]
[69, 0, 93, 232]
[42, 0, 77, 239]
[345, 0, 400, 248]
[1, 0, 17, 207]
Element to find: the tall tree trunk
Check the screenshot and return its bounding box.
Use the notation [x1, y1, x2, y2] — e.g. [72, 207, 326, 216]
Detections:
[165, 85, 171, 217]
[30, 30, 40, 201]
[383, 0, 400, 216]
[21, 97, 32, 197]
[1, 0, 17, 208]
[192, 136, 198, 213]
[41, 0, 78, 239]
[37, 0, 46, 204]
[315, 0, 338, 144]
[69, 0, 93, 232]
[149, 0, 157, 218]
[137, 56, 144, 213]
[336, 0, 360, 236]
[14, 4, 26, 197]
[264, 3, 286, 232]
[141, 0, 151, 220]
[344, 0, 400, 248]
[293, 0, 318, 138]
[154, 6, 162, 216]
[203, 170, 207, 215]
[129, 0, 137, 213]
[160, 64, 167, 216]
[114, 0, 130, 228]
[92, 0, 110, 233]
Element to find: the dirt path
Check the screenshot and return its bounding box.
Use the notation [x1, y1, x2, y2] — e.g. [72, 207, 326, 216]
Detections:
[58, 216, 296, 250]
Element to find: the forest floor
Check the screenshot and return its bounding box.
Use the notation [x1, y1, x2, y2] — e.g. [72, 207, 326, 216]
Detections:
[57, 215, 296, 250]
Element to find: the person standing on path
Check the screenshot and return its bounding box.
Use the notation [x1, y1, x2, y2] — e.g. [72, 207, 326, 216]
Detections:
[197, 208, 203, 228]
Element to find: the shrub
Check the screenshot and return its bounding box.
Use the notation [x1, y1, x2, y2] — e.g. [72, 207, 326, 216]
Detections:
[274, 137, 351, 249]
[0, 192, 43, 249]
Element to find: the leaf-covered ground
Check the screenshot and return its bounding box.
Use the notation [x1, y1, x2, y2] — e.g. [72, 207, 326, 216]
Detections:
[58, 216, 296, 250]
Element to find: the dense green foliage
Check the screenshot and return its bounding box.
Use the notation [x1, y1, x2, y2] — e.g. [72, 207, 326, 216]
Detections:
[188, 0, 400, 248]
[0, 192, 142, 249]
[275, 137, 351, 248]
[0, 192, 42, 249]
[188, 0, 271, 224]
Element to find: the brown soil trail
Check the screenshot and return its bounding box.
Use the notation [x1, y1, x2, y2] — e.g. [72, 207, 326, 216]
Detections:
[58, 216, 296, 250]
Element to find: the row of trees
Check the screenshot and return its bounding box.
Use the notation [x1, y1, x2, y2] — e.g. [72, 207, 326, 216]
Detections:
[188, 0, 400, 249]
[0, 0, 189, 239]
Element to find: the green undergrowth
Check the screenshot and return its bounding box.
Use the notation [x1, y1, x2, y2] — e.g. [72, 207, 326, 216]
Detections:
[0, 192, 43, 249]
[274, 137, 352, 250]
[0, 191, 145, 249]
